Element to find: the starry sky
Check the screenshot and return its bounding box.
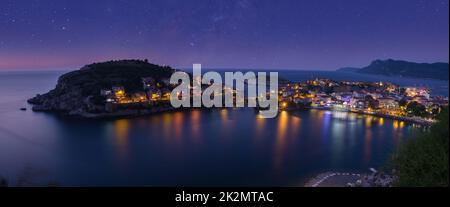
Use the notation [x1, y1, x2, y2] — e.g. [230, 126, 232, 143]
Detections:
[0, 0, 448, 70]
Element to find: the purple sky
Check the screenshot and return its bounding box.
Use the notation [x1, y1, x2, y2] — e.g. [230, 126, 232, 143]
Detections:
[0, 0, 448, 70]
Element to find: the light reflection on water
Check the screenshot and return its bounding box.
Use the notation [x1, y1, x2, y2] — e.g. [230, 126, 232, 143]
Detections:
[173, 111, 184, 141]
[1, 106, 419, 186]
[274, 111, 288, 172]
[255, 114, 266, 139]
[114, 119, 130, 161]
[190, 110, 201, 140]
[364, 129, 373, 166]
[0, 71, 423, 186]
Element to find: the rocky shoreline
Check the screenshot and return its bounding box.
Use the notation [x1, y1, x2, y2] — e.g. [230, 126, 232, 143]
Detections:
[304, 169, 397, 187]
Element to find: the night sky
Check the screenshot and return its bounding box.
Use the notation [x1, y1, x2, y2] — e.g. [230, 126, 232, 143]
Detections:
[0, 0, 448, 70]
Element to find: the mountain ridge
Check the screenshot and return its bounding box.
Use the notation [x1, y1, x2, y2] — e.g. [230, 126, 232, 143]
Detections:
[337, 59, 449, 80]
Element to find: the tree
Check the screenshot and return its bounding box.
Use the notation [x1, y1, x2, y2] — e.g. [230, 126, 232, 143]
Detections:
[390, 108, 449, 186]
[398, 98, 408, 107]
[406, 101, 426, 117]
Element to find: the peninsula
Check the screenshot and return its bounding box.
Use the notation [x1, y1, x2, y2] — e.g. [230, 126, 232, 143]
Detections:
[27, 59, 179, 118]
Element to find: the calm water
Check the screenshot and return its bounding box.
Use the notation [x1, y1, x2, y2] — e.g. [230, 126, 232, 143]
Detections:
[0, 70, 445, 186]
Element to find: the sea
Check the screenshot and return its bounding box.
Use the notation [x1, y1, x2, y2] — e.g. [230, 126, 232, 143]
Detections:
[0, 70, 448, 186]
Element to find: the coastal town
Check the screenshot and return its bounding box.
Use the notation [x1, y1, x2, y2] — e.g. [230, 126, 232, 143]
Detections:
[277, 78, 448, 124]
[98, 75, 448, 123]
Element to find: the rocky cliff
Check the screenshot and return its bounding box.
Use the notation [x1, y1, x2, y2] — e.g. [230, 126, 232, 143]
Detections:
[338, 59, 449, 80]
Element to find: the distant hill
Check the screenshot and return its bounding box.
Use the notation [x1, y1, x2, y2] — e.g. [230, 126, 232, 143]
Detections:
[337, 59, 449, 80]
[336, 67, 360, 72]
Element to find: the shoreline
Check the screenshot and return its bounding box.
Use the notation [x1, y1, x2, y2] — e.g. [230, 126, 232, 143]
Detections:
[31, 104, 436, 126]
[304, 169, 397, 187]
[30, 105, 226, 120]
[304, 172, 362, 187]
[309, 107, 435, 126]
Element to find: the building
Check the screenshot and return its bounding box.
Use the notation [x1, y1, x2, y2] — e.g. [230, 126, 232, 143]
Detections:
[161, 89, 171, 100]
[148, 89, 162, 101]
[111, 86, 128, 103]
[378, 97, 399, 110]
[349, 98, 366, 110]
[100, 89, 112, 96]
[413, 95, 432, 107]
[142, 77, 155, 90]
[405, 87, 430, 99]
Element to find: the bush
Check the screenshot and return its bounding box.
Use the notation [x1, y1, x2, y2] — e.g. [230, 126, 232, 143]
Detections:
[390, 108, 449, 186]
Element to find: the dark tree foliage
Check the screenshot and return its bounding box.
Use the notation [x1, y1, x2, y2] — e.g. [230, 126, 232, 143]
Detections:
[406, 101, 426, 117]
[398, 98, 408, 107]
[58, 59, 176, 95]
[390, 108, 449, 187]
